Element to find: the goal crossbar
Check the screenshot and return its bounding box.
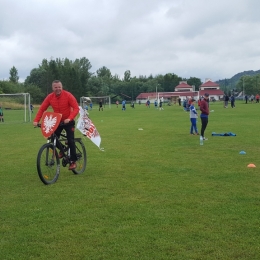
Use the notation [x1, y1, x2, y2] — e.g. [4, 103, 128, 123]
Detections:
[80, 96, 111, 109]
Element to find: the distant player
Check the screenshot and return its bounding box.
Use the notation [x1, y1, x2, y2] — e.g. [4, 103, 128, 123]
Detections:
[83, 97, 91, 115]
[122, 100, 126, 111]
[99, 100, 103, 111]
[0, 105, 4, 122]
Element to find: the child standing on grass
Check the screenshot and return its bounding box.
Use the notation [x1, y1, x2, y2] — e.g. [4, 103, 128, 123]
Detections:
[189, 99, 198, 135]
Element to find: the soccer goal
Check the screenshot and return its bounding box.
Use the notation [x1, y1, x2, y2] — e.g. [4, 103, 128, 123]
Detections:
[80, 96, 111, 109]
[0, 93, 31, 122]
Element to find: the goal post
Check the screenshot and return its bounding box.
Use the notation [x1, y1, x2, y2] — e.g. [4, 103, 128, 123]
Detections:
[0, 93, 31, 122]
[80, 96, 111, 109]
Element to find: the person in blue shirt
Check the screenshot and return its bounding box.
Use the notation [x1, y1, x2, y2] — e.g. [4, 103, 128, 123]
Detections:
[154, 100, 158, 109]
[183, 99, 187, 111]
[230, 95, 235, 108]
[189, 99, 199, 135]
[122, 100, 126, 111]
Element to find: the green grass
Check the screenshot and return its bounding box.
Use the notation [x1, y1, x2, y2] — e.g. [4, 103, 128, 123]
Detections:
[1, 101, 260, 260]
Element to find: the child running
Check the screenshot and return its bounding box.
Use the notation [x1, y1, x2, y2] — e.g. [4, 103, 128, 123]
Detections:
[189, 98, 199, 135]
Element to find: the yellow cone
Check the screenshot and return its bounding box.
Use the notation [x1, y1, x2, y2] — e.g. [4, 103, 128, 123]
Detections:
[247, 164, 256, 168]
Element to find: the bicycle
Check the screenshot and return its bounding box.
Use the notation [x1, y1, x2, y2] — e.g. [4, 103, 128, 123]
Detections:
[36, 123, 87, 185]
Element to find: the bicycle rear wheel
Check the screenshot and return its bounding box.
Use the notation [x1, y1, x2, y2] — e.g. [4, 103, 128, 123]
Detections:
[37, 143, 60, 185]
[72, 139, 87, 175]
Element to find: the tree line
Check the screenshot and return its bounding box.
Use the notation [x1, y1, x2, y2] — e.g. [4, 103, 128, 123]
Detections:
[1, 57, 260, 104]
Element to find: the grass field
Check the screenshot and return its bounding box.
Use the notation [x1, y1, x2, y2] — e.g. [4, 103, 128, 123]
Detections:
[1, 101, 260, 260]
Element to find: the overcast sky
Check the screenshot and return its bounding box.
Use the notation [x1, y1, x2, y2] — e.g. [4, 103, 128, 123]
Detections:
[1, 0, 260, 82]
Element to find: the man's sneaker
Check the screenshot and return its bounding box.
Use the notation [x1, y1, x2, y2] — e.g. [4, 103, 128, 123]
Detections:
[69, 162, 77, 170]
[203, 137, 208, 141]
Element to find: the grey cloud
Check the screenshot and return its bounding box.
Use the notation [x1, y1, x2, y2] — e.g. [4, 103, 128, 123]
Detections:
[1, 0, 260, 82]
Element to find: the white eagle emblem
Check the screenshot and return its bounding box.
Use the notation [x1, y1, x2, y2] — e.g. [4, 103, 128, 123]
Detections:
[43, 114, 57, 134]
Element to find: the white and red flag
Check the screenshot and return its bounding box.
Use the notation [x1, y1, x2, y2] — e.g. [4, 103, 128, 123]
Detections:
[76, 106, 103, 150]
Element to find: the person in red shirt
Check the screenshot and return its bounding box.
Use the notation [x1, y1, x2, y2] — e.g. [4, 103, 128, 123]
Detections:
[200, 93, 210, 140]
[33, 80, 79, 170]
[256, 94, 259, 103]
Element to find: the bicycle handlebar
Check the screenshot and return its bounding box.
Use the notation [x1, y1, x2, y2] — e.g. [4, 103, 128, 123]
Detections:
[34, 122, 69, 128]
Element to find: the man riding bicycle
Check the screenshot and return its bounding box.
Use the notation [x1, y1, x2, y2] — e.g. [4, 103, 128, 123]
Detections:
[33, 80, 79, 170]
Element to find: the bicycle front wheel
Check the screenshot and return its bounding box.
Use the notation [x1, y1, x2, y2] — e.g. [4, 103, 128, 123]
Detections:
[72, 139, 87, 175]
[37, 143, 60, 185]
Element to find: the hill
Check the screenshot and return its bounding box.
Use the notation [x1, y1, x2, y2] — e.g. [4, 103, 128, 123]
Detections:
[216, 70, 260, 89]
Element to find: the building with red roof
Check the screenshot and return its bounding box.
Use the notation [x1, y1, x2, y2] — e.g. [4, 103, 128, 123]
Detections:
[199, 78, 224, 100]
[136, 79, 224, 104]
[175, 81, 194, 92]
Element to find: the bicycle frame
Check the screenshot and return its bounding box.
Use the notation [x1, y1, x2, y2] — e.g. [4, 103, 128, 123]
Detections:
[36, 122, 87, 184]
[47, 131, 70, 161]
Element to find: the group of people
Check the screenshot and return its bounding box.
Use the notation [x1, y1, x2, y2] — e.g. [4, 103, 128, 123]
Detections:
[189, 93, 209, 141]
[30, 78, 258, 171]
[115, 100, 134, 110]
[152, 99, 164, 110]
[224, 95, 235, 108]
[126, 98, 164, 110]
[85, 101, 93, 111]
[183, 98, 193, 111]
[245, 94, 259, 103]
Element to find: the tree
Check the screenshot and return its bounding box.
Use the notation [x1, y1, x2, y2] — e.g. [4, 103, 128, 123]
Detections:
[124, 70, 131, 82]
[0, 80, 22, 93]
[162, 73, 182, 92]
[25, 57, 92, 98]
[237, 75, 260, 95]
[9, 66, 19, 83]
[24, 68, 48, 93]
[24, 84, 45, 103]
[187, 77, 202, 91]
[96, 66, 112, 78]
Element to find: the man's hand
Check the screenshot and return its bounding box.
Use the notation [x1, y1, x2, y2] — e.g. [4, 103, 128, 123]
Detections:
[64, 119, 70, 124]
[33, 122, 38, 127]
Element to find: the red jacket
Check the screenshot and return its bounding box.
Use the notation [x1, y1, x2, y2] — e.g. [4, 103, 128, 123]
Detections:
[200, 99, 209, 116]
[34, 90, 79, 122]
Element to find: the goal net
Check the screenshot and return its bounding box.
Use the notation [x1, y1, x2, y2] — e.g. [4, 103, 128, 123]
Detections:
[80, 96, 111, 109]
[0, 93, 31, 123]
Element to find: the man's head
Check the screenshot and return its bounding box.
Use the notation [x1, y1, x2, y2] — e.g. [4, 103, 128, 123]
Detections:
[204, 93, 209, 100]
[191, 98, 196, 103]
[52, 80, 63, 96]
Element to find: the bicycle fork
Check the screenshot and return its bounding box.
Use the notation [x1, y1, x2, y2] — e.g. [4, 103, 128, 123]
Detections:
[45, 137, 59, 168]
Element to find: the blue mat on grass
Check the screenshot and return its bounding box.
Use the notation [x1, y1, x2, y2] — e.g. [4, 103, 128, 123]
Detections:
[211, 132, 236, 136]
